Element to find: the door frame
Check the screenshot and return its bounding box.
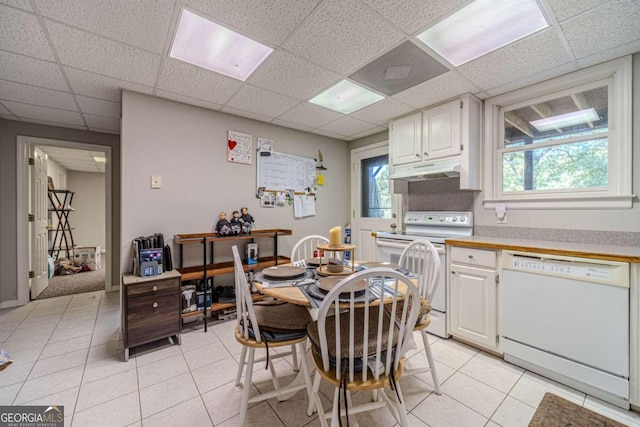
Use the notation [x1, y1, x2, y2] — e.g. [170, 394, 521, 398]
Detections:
[17, 135, 114, 305]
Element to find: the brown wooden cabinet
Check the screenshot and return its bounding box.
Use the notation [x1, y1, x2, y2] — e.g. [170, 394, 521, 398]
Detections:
[122, 270, 182, 361]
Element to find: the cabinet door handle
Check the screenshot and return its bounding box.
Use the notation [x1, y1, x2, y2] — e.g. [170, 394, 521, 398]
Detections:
[415, 153, 420, 157]
[152, 302, 158, 308]
[451, 271, 456, 274]
[468, 255, 474, 259]
[424, 152, 428, 156]
[152, 285, 158, 291]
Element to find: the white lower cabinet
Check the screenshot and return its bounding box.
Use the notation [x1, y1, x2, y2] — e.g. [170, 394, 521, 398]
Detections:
[448, 246, 499, 351]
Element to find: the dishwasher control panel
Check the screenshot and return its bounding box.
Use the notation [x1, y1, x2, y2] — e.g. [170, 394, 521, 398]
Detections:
[502, 251, 629, 287]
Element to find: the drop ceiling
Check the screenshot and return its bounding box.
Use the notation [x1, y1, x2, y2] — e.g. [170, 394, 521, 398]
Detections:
[0, 0, 639, 141]
[38, 145, 106, 173]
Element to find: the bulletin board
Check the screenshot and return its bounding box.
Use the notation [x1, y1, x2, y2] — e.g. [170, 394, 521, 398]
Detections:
[256, 151, 316, 193]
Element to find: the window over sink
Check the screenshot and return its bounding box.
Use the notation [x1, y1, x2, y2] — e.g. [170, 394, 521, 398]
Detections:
[483, 56, 632, 209]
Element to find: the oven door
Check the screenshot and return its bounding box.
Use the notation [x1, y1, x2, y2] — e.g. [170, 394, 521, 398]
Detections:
[375, 237, 447, 337]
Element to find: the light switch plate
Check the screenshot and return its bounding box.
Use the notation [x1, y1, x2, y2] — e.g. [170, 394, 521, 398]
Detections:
[151, 175, 161, 189]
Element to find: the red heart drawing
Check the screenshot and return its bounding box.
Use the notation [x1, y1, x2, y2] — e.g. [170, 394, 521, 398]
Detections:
[228, 139, 237, 151]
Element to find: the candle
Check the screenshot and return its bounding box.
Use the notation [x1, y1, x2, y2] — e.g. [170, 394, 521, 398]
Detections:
[329, 226, 341, 246]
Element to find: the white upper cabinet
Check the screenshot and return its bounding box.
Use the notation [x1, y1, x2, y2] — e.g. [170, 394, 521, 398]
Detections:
[390, 112, 422, 166]
[423, 99, 461, 161]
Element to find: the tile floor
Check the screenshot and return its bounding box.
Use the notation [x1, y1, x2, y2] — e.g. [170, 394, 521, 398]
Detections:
[1, 290, 640, 427]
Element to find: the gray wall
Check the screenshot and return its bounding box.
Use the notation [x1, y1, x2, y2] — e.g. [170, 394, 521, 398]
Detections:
[0, 119, 120, 303]
[67, 171, 106, 250]
[120, 91, 351, 274]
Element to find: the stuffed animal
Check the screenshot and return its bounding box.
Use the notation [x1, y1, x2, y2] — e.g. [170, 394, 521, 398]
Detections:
[215, 212, 232, 236]
[240, 207, 254, 234]
[230, 211, 242, 235]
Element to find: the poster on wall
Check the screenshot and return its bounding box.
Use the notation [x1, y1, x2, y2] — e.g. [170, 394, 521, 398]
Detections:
[227, 130, 252, 165]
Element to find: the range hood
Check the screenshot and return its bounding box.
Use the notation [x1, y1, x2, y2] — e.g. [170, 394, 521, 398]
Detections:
[389, 156, 461, 181]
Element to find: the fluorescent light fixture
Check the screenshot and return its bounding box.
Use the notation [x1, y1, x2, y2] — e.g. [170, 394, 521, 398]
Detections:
[309, 80, 385, 114]
[170, 9, 273, 81]
[416, 0, 548, 66]
[93, 156, 106, 163]
[530, 108, 600, 132]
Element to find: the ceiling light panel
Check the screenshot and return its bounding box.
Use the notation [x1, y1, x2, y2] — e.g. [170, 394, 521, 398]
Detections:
[416, 0, 549, 66]
[170, 9, 273, 81]
[309, 80, 385, 114]
[530, 108, 600, 132]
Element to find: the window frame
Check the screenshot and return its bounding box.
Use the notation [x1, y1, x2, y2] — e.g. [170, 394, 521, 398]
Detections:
[483, 56, 633, 210]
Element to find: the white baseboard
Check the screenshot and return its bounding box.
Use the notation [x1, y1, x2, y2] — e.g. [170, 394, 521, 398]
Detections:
[0, 300, 19, 309]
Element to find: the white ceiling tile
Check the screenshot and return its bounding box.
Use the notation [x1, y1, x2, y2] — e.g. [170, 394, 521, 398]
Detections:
[0, 80, 77, 111]
[310, 129, 346, 140]
[0, 50, 68, 90]
[1, 115, 16, 119]
[282, 0, 405, 75]
[157, 58, 242, 105]
[225, 85, 299, 118]
[485, 63, 579, 97]
[474, 91, 491, 100]
[247, 49, 340, 101]
[0, 102, 15, 115]
[45, 20, 160, 85]
[0, 5, 55, 60]
[318, 116, 379, 136]
[220, 106, 274, 123]
[0, 0, 32, 11]
[457, 29, 571, 90]
[271, 119, 314, 133]
[351, 126, 387, 140]
[183, 0, 321, 45]
[88, 127, 119, 135]
[547, 0, 606, 22]
[277, 102, 344, 129]
[155, 90, 222, 111]
[90, 150, 106, 157]
[561, 0, 640, 59]
[3, 101, 84, 125]
[18, 117, 86, 130]
[65, 67, 152, 102]
[361, 0, 467, 34]
[576, 39, 640, 68]
[392, 71, 477, 109]
[76, 95, 120, 118]
[37, 0, 175, 53]
[350, 97, 414, 125]
[84, 114, 120, 131]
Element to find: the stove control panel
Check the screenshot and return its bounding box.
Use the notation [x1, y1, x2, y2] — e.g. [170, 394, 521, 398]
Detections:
[404, 212, 473, 227]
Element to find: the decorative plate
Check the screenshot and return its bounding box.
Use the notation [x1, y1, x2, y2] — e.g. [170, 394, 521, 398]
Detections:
[262, 266, 306, 280]
[317, 277, 366, 293]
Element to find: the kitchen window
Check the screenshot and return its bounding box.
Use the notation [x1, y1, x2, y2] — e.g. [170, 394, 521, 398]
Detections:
[483, 56, 633, 209]
[361, 154, 392, 218]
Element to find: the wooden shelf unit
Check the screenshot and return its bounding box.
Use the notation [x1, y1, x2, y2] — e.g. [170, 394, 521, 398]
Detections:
[174, 229, 292, 331]
[181, 293, 265, 319]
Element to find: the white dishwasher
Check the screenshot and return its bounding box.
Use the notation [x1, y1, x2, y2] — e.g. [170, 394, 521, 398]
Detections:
[501, 251, 630, 408]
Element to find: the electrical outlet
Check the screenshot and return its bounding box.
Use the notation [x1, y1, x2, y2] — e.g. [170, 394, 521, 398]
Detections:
[151, 175, 161, 189]
[497, 212, 508, 224]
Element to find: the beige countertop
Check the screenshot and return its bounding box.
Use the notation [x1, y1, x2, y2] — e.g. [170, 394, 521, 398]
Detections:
[445, 235, 640, 263]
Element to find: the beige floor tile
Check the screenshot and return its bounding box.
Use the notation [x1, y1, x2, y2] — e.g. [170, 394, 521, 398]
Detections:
[584, 396, 640, 426]
[412, 393, 488, 427]
[27, 304, 68, 318]
[76, 368, 138, 412]
[14, 365, 83, 404]
[48, 323, 95, 343]
[139, 372, 199, 418]
[440, 372, 506, 418]
[28, 348, 88, 379]
[491, 395, 536, 427]
[405, 352, 456, 389]
[19, 313, 63, 328]
[459, 355, 524, 394]
[0, 383, 22, 405]
[182, 341, 231, 371]
[55, 315, 97, 331]
[201, 379, 261, 425]
[348, 390, 404, 426]
[429, 339, 477, 370]
[137, 353, 189, 389]
[90, 328, 121, 347]
[191, 356, 239, 394]
[220, 336, 244, 357]
[2, 332, 51, 351]
[40, 334, 92, 359]
[1, 345, 43, 364]
[93, 317, 120, 334]
[61, 306, 98, 320]
[216, 401, 284, 427]
[210, 321, 236, 341]
[249, 359, 300, 395]
[268, 386, 328, 427]
[22, 386, 79, 427]
[87, 339, 124, 363]
[134, 341, 181, 367]
[509, 371, 586, 408]
[407, 413, 429, 426]
[485, 421, 501, 427]
[72, 390, 140, 427]
[82, 354, 136, 384]
[394, 374, 433, 411]
[179, 328, 223, 353]
[142, 396, 213, 427]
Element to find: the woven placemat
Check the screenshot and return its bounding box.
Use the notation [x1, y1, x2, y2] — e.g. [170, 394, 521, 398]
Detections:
[529, 393, 626, 427]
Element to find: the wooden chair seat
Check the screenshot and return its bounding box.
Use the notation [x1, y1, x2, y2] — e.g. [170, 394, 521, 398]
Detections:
[234, 324, 309, 348]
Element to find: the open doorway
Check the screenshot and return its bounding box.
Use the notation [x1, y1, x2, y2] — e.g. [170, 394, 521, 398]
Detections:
[17, 136, 113, 304]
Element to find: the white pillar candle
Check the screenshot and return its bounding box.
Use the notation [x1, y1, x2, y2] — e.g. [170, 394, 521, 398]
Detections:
[329, 226, 341, 246]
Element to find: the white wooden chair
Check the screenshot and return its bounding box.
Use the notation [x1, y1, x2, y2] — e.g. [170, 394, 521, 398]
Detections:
[307, 268, 421, 427]
[290, 235, 329, 266]
[398, 239, 441, 394]
[232, 246, 314, 426]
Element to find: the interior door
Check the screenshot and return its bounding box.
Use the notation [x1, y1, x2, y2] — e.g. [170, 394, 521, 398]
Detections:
[351, 143, 402, 262]
[30, 146, 49, 298]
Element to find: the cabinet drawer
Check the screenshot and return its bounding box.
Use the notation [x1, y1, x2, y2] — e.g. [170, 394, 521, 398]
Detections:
[127, 293, 179, 346]
[127, 277, 179, 297]
[450, 247, 496, 268]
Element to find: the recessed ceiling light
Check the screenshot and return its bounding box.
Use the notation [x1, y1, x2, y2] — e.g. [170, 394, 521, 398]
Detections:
[170, 9, 273, 81]
[416, 0, 548, 66]
[309, 80, 385, 114]
[93, 156, 106, 163]
[530, 108, 600, 132]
